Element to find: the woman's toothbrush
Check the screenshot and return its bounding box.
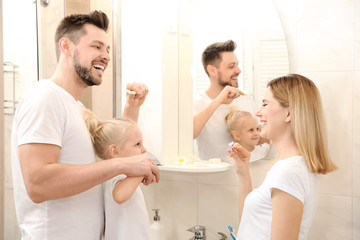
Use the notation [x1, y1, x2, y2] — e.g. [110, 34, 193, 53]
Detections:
[227, 225, 236, 240]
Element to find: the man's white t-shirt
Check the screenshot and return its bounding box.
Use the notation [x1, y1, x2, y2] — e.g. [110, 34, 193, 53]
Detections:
[103, 175, 151, 240]
[237, 156, 318, 240]
[11, 80, 103, 240]
[193, 92, 270, 162]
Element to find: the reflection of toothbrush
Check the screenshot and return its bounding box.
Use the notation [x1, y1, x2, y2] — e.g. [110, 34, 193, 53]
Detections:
[227, 225, 236, 240]
[228, 141, 235, 152]
[126, 90, 137, 95]
[241, 90, 254, 96]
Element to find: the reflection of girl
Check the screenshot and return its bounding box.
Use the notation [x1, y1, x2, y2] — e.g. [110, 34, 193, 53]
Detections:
[229, 74, 337, 240]
[225, 109, 261, 152]
[83, 109, 151, 240]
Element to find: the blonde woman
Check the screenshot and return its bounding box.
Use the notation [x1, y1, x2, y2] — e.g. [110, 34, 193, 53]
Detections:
[83, 109, 151, 240]
[229, 74, 337, 240]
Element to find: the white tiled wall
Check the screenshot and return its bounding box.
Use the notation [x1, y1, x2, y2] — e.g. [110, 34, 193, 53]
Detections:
[142, 0, 360, 239]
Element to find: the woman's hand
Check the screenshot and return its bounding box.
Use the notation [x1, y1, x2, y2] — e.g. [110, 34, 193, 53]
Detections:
[228, 142, 251, 176]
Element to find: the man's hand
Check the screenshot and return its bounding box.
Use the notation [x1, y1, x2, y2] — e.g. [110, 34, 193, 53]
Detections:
[215, 86, 243, 105]
[123, 82, 149, 122]
[126, 82, 149, 107]
[120, 153, 160, 186]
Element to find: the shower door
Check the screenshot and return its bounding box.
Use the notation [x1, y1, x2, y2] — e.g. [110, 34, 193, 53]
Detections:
[1, 0, 64, 239]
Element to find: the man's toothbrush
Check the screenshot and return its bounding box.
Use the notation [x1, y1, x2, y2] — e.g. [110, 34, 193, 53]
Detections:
[126, 89, 137, 95]
[240, 90, 254, 96]
[227, 225, 236, 240]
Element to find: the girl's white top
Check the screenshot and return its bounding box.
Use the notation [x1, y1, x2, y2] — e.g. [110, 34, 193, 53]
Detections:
[236, 156, 318, 240]
[103, 174, 151, 240]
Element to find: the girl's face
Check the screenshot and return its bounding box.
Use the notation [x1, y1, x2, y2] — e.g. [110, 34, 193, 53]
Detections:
[232, 117, 260, 151]
[256, 87, 289, 141]
[117, 127, 146, 157]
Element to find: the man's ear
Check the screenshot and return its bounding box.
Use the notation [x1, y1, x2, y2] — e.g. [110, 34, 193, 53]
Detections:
[207, 65, 217, 77]
[59, 38, 72, 56]
[285, 109, 291, 123]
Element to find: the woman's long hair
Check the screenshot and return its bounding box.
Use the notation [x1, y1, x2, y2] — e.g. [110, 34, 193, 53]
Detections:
[268, 74, 337, 174]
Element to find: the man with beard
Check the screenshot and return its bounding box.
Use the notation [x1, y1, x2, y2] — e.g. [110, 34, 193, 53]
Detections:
[193, 40, 267, 162]
[11, 11, 159, 240]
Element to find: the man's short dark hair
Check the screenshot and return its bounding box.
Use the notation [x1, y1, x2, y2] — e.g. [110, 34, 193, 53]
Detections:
[201, 40, 237, 76]
[55, 10, 109, 60]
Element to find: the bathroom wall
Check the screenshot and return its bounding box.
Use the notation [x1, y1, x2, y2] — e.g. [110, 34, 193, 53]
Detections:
[0, 1, 4, 238]
[89, 0, 113, 119]
[273, 0, 359, 239]
[141, 0, 360, 239]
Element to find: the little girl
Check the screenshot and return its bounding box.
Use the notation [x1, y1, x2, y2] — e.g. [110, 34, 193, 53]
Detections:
[83, 109, 151, 240]
[225, 108, 271, 163]
[225, 110, 261, 152]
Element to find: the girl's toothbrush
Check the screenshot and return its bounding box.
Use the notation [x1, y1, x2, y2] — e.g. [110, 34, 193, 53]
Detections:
[228, 141, 235, 152]
[126, 89, 137, 95]
[227, 225, 236, 240]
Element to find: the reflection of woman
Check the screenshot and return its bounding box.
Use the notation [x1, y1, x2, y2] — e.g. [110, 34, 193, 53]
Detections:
[229, 74, 337, 240]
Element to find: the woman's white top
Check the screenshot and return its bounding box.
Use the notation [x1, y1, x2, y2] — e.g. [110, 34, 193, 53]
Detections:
[103, 174, 151, 240]
[237, 156, 318, 240]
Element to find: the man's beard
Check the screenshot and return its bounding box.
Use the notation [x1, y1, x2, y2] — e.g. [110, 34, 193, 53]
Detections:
[73, 51, 98, 86]
[217, 72, 238, 88]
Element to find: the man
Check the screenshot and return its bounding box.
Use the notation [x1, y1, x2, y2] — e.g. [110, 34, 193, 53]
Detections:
[193, 40, 269, 161]
[11, 11, 159, 240]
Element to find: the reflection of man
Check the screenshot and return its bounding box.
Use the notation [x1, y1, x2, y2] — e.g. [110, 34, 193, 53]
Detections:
[11, 11, 159, 240]
[193, 40, 269, 161]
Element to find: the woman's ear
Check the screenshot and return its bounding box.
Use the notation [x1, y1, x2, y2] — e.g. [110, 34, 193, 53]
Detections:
[285, 109, 291, 123]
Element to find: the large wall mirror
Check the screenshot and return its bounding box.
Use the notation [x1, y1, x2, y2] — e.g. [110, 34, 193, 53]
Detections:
[190, 0, 289, 162]
[116, 0, 289, 165]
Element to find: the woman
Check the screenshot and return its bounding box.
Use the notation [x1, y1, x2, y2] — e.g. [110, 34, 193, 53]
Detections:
[229, 74, 337, 240]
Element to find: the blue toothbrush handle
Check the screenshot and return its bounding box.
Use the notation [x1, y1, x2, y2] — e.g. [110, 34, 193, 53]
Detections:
[230, 232, 236, 240]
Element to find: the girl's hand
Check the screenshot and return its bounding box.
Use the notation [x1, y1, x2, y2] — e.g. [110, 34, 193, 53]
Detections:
[227, 143, 251, 176]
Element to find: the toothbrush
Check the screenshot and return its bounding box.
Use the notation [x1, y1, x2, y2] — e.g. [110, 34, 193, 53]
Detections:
[227, 225, 236, 240]
[126, 89, 137, 95]
[240, 90, 254, 96]
[228, 141, 235, 152]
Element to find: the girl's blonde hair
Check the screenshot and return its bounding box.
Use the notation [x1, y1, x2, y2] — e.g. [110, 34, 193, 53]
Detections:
[268, 74, 337, 174]
[82, 109, 138, 159]
[225, 106, 254, 134]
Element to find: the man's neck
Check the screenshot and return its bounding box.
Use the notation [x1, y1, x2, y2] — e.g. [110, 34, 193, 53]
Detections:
[205, 83, 224, 100]
[50, 65, 86, 101]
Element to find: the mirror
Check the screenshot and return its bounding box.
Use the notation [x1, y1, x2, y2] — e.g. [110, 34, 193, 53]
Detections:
[115, 0, 288, 166]
[191, 0, 289, 163]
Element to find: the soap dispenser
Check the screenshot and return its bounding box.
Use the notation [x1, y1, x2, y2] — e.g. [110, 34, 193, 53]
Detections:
[150, 209, 165, 240]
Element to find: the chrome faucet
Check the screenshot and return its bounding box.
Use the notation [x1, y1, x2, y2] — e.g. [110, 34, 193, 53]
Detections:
[187, 225, 206, 240]
[217, 232, 228, 240]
